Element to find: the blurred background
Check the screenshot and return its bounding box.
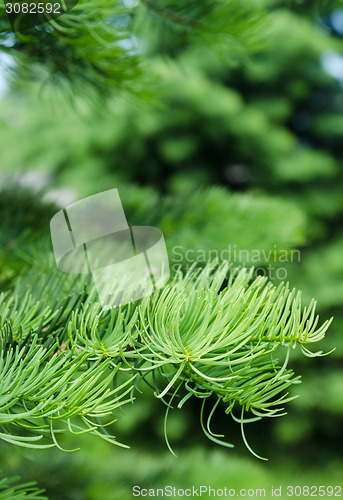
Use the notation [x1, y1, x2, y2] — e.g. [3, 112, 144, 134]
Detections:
[0, 0, 343, 498]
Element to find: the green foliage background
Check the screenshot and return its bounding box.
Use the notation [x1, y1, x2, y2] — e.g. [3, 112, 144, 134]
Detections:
[0, 0, 343, 498]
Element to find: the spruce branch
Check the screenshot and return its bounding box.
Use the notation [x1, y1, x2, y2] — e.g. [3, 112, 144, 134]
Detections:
[126, 263, 333, 457]
[0, 0, 269, 95]
[0, 475, 46, 500]
[0, 334, 134, 448]
[0, 254, 333, 458]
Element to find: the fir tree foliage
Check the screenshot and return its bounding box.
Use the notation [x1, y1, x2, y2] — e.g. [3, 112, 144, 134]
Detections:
[0, 0, 268, 95]
[0, 475, 46, 499]
[0, 233, 333, 459]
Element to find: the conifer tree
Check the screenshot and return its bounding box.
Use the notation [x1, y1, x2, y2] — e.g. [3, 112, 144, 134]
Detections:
[0, 1, 336, 497]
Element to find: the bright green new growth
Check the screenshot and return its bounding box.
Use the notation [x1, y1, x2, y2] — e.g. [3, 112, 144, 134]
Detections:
[0, 475, 46, 499]
[0, 261, 333, 460]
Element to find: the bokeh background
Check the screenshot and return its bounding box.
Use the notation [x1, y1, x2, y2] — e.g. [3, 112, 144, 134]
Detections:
[0, 0, 343, 498]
